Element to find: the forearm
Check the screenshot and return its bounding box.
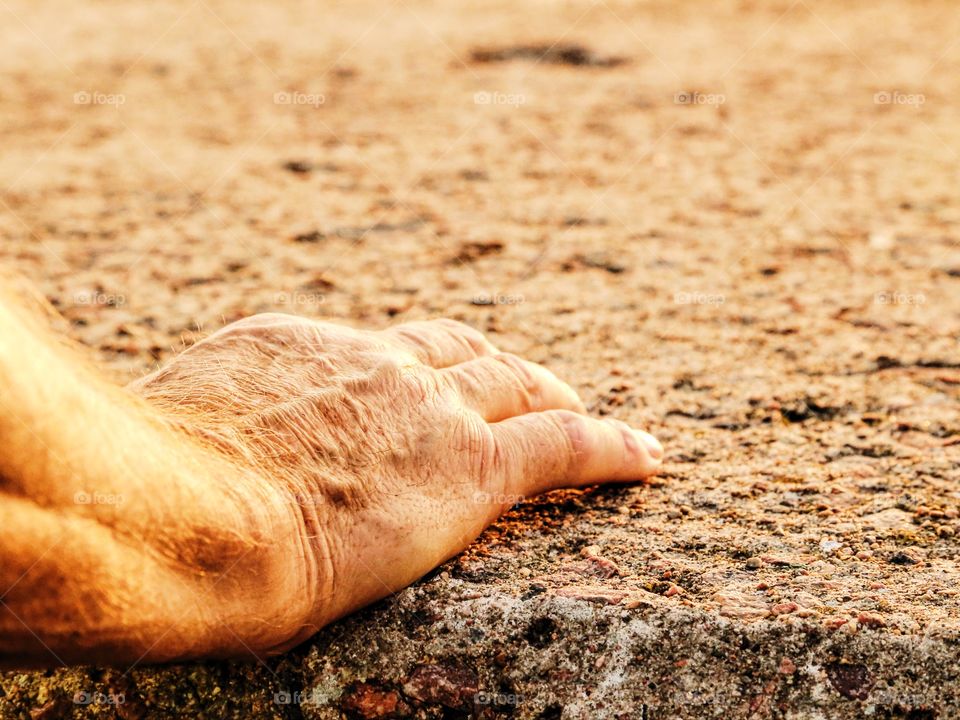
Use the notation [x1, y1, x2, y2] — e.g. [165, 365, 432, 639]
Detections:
[0, 295, 222, 532]
[0, 289, 310, 666]
[0, 495, 220, 666]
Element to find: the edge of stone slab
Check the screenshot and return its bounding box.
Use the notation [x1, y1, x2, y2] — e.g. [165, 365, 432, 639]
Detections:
[2, 583, 956, 719]
[297, 583, 955, 720]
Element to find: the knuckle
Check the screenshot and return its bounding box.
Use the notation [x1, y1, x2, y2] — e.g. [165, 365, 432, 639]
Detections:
[493, 353, 532, 383]
[453, 411, 494, 461]
[394, 326, 439, 356]
[551, 410, 589, 459]
[493, 353, 539, 408]
[435, 318, 472, 333]
[437, 319, 491, 351]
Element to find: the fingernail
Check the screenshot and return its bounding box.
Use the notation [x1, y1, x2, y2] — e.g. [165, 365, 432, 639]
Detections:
[637, 430, 663, 459]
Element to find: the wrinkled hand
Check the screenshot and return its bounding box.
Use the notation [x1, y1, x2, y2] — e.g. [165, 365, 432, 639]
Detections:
[132, 315, 663, 654]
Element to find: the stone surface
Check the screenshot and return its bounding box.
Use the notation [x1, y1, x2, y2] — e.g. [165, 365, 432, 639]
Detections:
[2, 0, 960, 717]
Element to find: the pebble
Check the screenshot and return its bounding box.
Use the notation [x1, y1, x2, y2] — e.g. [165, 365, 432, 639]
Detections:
[890, 549, 922, 565]
[823, 617, 849, 630]
[820, 539, 842, 555]
[771, 602, 798, 615]
[282, 159, 314, 174]
[778, 658, 797, 675]
[745, 557, 763, 570]
[857, 612, 886, 628]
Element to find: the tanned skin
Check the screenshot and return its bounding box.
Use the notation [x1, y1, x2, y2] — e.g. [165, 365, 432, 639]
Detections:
[0, 275, 662, 667]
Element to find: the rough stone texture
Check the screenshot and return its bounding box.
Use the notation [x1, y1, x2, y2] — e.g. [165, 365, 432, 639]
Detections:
[2, 0, 960, 717]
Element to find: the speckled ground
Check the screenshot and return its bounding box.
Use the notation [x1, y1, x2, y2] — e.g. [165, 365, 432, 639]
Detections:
[2, 0, 960, 717]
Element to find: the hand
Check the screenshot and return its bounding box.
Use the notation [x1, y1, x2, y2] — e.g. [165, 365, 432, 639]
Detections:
[128, 315, 663, 655]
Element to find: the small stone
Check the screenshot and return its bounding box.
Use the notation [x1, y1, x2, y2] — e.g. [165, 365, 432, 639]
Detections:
[772, 602, 798, 615]
[778, 657, 797, 675]
[820, 539, 842, 555]
[826, 663, 873, 700]
[340, 681, 407, 719]
[857, 612, 886, 628]
[823, 617, 849, 630]
[282, 159, 314, 174]
[889, 549, 922, 565]
[293, 230, 326, 243]
[745, 557, 763, 570]
[402, 664, 478, 710]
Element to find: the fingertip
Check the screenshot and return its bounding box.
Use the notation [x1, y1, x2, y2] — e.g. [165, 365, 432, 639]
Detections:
[636, 429, 663, 460]
[603, 418, 663, 476]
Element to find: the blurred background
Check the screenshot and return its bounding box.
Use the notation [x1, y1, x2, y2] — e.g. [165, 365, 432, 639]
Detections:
[1, 0, 956, 386]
